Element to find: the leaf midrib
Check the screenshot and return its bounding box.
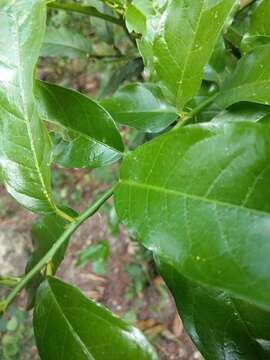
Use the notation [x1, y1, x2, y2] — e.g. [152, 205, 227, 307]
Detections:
[38, 81, 122, 154]
[120, 180, 270, 218]
[42, 40, 90, 55]
[47, 282, 94, 360]
[175, 1, 204, 107]
[12, 9, 54, 211]
[44, 117, 122, 154]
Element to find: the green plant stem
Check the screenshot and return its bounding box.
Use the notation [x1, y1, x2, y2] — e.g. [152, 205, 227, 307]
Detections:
[55, 207, 76, 223]
[0, 184, 117, 314]
[88, 54, 136, 60]
[47, 2, 122, 26]
[0, 277, 21, 287]
[174, 92, 219, 130]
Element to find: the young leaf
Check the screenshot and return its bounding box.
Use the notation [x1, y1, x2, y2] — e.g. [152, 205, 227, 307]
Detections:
[36, 81, 124, 168]
[159, 261, 270, 360]
[115, 122, 270, 311]
[216, 44, 270, 109]
[0, 0, 56, 213]
[25, 208, 77, 309]
[101, 83, 177, 132]
[241, 0, 270, 53]
[125, 0, 154, 35]
[41, 27, 92, 59]
[34, 276, 158, 360]
[138, 0, 236, 110]
[76, 239, 109, 275]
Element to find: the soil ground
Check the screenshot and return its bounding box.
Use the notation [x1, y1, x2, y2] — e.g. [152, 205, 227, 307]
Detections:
[0, 172, 203, 359]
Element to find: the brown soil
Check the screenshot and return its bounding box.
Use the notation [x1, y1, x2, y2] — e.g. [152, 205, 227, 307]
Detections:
[0, 177, 203, 360]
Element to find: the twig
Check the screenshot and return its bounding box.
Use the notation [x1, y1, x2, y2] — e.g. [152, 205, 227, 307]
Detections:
[47, 2, 122, 26]
[0, 184, 117, 315]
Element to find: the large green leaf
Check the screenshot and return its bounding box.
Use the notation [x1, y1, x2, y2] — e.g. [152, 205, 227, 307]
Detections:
[101, 83, 177, 132]
[241, 0, 270, 53]
[36, 81, 124, 168]
[159, 260, 270, 360]
[41, 27, 92, 58]
[115, 122, 270, 310]
[216, 44, 270, 109]
[25, 207, 77, 309]
[34, 276, 158, 360]
[138, 0, 236, 110]
[0, 0, 56, 213]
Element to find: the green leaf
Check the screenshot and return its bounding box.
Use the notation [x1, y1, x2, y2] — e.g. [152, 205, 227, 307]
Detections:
[101, 83, 177, 132]
[115, 122, 270, 310]
[203, 37, 228, 85]
[40, 27, 92, 58]
[76, 239, 110, 275]
[241, 0, 270, 53]
[0, 0, 56, 213]
[212, 102, 270, 124]
[185, 82, 220, 123]
[36, 81, 124, 168]
[100, 57, 144, 98]
[125, 0, 154, 35]
[138, 0, 236, 110]
[25, 207, 78, 309]
[34, 276, 158, 360]
[159, 260, 270, 360]
[225, 3, 256, 49]
[216, 44, 270, 109]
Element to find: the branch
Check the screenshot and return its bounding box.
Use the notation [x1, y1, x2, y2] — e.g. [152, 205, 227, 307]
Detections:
[174, 92, 220, 130]
[47, 2, 122, 26]
[0, 184, 117, 315]
[0, 277, 20, 287]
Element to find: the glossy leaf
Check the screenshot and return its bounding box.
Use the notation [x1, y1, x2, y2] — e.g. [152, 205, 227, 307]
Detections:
[241, 0, 270, 53]
[159, 260, 270, 360]
[101, 83, 177, 132]
[0, 0, 56, 213]
[138, 0, 236, 110]
[185, 82, 220, 124]
[212, 102, 270, 124]
[216, 44, 270, 109]
[25, 208, 77, 309]
[34, 276, 158, 360]
[125, 0, 154, 35]
[41, 27, 92, 58]
[224, 3, 256, 49]
[115, 122, 270, 310]
[36, 81, 124, 168]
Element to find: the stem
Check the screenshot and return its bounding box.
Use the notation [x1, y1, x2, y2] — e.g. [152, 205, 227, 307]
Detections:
[0, 184, 117, 314]
[0, 277, 20, 287]
[88, 54, 136, 60]
[174, 92, 219, 130]
[55, 207, 76, 223]
[47, 2, 122, 26]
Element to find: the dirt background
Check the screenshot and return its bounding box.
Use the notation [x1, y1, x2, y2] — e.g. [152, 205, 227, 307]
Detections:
[0, 172, 203, 359]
